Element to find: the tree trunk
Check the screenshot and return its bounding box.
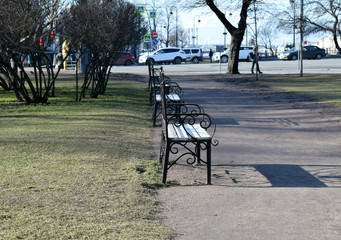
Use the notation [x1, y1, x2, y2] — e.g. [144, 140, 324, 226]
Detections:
[205, 0, 252, 74]
[332, 29, 341, 54]
[228, 30, 245, 74]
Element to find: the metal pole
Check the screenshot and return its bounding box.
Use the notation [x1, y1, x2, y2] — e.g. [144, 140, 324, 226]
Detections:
[254, 1, 258, 81]
[192, 15, 200, 47]
[246, 26, 248, 46]
[192, 19, 195, 47]
[223, 29, 227, 50]
[293, 0, 296, 47]
[196, 26, 199, 46]
[300, 0, 303, 76]
[176, 8, 178, 47]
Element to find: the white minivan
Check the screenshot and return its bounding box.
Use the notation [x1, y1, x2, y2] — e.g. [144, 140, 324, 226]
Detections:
[213, 46, 254, 63]
[183, 48, 203, 64]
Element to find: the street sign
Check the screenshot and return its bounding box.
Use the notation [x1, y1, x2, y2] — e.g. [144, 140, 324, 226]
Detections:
[137, 5, 145, 14]
[149, 11, 157, 19]
[152, 39, 158, 45]
[144, 34, 151, 43]
[152, 32, 158, 39]
[153, 45, 157, 51]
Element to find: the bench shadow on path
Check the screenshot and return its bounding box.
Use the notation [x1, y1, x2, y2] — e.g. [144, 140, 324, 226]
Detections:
[163, 75, 341, 188]
[211, 164, 341, 188]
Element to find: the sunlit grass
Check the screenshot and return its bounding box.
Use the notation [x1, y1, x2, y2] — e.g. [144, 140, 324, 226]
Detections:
[0, 74, 172, 239]
[259, 74, 341, 107]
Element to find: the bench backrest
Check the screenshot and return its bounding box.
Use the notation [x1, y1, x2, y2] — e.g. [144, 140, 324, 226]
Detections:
[159, 68, 218, 143]
[160, 68, 169, 134]
[148, 62, 159, 90]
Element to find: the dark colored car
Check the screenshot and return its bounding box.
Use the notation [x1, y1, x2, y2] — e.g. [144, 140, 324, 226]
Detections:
[113, 52, 135, 66]
[278, 45, 326, 60]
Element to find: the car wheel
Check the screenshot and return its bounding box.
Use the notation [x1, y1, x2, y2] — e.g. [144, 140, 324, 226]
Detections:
[291, 55, 298, 60]
[316, 54, 322, 60]
[124, 60, 132, 66]
[173, 57, 182, 64]
[221, 55, 228, 63]
[192, 57, 199, 64]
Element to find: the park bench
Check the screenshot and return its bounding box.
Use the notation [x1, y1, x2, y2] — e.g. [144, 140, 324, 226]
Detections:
[151, 74, 183, 126]
[148, 62, 172, 105]
[149, 65, 183, 126]
[158, 67, 218, 185]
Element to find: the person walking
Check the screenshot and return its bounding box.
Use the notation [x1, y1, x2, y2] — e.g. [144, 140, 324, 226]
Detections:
[209, 49, 213, 63]
[62, 40, 69, 70]
[55, 51, 63, 69]
[251, 45, 262, 74]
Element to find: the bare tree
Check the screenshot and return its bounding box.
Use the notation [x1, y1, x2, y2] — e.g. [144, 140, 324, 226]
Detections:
[0, 0, 67, 104]
[157, 5, 176, 47]
[185, 0, 254, 74]
[304, 0, 341, 54]
[259, 26, 277, 56]
[171, 26, 188, 47]
[64, 0, 143, 100]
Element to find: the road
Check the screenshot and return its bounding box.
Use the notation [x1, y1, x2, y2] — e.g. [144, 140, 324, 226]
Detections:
[112, 57, 341, 75]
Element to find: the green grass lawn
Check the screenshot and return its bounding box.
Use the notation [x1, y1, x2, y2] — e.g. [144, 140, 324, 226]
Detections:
[0, 74, 173, 239]
[258, 74, 341, 107]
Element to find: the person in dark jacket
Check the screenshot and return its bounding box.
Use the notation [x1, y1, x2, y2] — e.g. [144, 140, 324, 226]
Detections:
[209, 49, 213, 63]
[251, 46, 262, 74]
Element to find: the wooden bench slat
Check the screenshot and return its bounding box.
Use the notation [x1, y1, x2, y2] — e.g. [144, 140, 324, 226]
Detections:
[168, 124, 190, 141]
[167, 124, 179, 139]
[173, 125, 190, 140]
[168, 123, 211, 141]
[155, 94, 181, 103]
[183, 124, 201, 139]
[155, 94, 161, 102]
[168, 94, 181, 102]
[184, 124, 211, 140]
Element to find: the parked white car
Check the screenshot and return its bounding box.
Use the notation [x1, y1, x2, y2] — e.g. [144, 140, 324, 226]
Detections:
[213, 46, 254, 63]
[138, 47, 186, 65]
[183, 48, 203, 64]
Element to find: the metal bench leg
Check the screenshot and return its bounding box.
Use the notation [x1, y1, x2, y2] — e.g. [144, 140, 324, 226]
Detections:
[159, 132, 165, 163]
[152, 101, 159, 127]
[162, 141, 170, 184]
[196, 142, 201, 165]
[207, 142, 212, 185]
[149, 88, 154, 105]
[148, 78, 152, 91]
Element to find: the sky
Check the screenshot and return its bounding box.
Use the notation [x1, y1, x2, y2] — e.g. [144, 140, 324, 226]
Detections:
[133, 0, 329, 48]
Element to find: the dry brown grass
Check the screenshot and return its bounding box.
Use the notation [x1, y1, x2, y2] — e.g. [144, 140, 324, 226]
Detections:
[0, 74, 173, 239]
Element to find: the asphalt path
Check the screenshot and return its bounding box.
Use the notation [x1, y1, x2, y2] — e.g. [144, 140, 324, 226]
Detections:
[112, 57, 341, 75]
[114, 64, 341, 239]
[148, 73, 341, 239]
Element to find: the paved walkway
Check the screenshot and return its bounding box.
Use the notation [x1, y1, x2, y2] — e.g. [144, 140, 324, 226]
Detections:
[153, 73, 341, 240]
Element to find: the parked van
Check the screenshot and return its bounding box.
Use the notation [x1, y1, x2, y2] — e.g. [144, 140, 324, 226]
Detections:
[183, 48, 203, 64]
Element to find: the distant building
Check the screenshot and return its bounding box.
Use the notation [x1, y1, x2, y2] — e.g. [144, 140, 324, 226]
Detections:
[316, 35, 341, 55]
[277, 44, 289, 53]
